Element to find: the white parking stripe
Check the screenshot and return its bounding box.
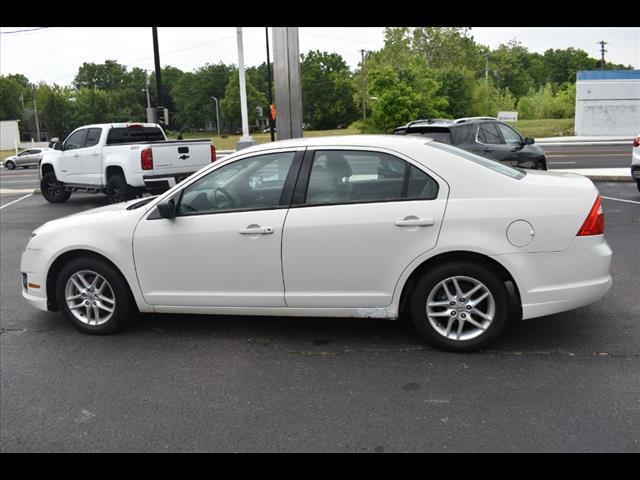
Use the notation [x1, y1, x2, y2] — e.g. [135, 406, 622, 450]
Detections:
[0, 193, 32, 210]
[601, 196, 640, 205]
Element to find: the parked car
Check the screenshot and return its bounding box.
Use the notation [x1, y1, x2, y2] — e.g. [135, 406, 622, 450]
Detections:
[21, 135, 611, 352]
[3, 148, 48, 170]
[394, 117, 548, 170]
[632, 134, 640, 192]
[40, 123, 215, 204]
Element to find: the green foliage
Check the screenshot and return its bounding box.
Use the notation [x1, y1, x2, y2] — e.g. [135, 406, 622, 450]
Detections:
[220, 71, 267, 128]
[0, 76, 24, 120]
[35, 84, 74, 138]
[435, 66, 476, 119]
[517, 83, 575, 119]
[300, 51, 358, 130]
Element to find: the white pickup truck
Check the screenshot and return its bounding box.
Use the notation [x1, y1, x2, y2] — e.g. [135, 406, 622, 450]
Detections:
[39, 123, 215, 203]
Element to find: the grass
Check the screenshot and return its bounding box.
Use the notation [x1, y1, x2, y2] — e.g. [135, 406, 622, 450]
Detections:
[508, 119, 575, 138]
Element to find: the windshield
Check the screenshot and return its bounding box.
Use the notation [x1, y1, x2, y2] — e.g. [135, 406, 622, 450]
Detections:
[428, 142, 526, 180]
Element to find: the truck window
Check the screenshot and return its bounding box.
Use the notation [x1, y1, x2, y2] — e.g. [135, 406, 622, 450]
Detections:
[106, 127, 165, 145]
[85, 128, 102, 147]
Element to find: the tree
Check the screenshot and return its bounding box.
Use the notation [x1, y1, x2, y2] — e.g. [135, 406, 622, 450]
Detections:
[34, 84, 74, 138]
[0, 76, 24, 120]
[300, 51, 358, 130]
[73, 60, 129, 91]
[172, 63, 232, 130]
[489, 41, 535, 98]
[435, 66, 476, 118]
[220, 71, 267, 129]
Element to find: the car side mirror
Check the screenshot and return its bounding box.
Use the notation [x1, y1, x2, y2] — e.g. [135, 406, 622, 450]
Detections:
[524, 137, 535, 145]
[157, 197, 177, 219]
[53, 142, 63, 151]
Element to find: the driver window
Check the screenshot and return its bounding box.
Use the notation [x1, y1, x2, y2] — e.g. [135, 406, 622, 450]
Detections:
[63, 130, 88, 151]
[496, 124, 523, 145]
[177, 151, 296, 215]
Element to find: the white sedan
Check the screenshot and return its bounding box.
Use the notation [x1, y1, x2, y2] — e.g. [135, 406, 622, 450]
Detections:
[21, 135, 612, 352]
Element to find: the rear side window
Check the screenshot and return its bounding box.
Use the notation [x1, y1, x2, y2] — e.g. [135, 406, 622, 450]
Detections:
[106, 127, 165, 145]
[85, 128, 102, 147]
[478, 123, 502, 144]
[304, 150, 438, 205]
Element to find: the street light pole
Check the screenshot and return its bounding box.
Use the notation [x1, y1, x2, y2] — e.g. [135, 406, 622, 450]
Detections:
[236, 27, 256, 150]
[211, 96, 220, 138]
[32, 87, 40, 142]
[265, 27, 275, 142]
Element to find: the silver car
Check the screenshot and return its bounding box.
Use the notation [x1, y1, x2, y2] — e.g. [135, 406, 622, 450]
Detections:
[3, 148, 48, 170]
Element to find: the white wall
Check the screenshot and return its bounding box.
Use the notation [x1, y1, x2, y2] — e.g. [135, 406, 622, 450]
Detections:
[0, 120, 20, 151]
[575, 79, 640, 136]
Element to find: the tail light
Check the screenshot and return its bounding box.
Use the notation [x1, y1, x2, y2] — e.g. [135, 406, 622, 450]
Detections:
[211, 145, 217, 163]
[141, 147, 153, 170]
[577, 195, 605, 236]
[633, 136, 640, 148]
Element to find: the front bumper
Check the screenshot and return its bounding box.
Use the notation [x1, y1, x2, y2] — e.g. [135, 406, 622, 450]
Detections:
[496, 236, 613, 320]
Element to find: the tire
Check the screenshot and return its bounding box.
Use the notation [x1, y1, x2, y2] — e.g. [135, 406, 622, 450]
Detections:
[106, 174, 136, 204]
[408, 261, 510, 352]
[55, 256, 136, 335]
[5, 160, 15, 170]
[22, 166, 29, 169]
[535, 160, 547, 170]
[636, 179, 640, 193]
[40, 171, 71, 203]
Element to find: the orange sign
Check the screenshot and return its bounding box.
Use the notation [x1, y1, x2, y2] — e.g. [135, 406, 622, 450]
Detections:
[270, 104, 276, 121]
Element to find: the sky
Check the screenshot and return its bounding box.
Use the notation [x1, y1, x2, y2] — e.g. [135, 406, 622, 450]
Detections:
[1, 27, 638, 86]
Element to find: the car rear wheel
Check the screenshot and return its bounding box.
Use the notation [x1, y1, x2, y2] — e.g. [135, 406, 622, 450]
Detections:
[56, 257, 136, 334]
[40, 172, 71, 203]
[106, 174, 136, 204]
[5, 160, 15, 170]
[535, 160, 547, 170]
[409, 262, 510, 352]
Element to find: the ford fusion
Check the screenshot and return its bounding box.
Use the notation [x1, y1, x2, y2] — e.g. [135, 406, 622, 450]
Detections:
[21, 135, 612, 352]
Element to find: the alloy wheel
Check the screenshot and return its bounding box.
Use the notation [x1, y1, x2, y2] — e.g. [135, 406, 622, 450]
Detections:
[64, 270, 116, 326]
[426, 276, 495, 341]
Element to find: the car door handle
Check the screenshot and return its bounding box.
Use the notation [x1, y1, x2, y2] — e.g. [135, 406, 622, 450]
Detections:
[483, 148, 492, 153]
[395, 218, 434, 227]
[73, 153, 80, 158]
[92, 152, 99, 156]
[239, 226, 274, 235]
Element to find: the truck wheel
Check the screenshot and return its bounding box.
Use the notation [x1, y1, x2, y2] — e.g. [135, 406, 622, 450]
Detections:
[106, 175, 136, 204]
[40, 172, 71, 203]
[5, 160, 15, 170]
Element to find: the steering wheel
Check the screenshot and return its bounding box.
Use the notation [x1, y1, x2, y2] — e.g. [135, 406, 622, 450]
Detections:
[214, 187, 237, 208]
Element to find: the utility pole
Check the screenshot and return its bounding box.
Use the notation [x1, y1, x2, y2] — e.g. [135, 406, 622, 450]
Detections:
[265, 27, 275, 142]
[152, 27, 165, 126]
[145, 73, 151, 109]
[211, 96, 220, 138]
[32, 87, 40, 142]
[598, 41, 608, 70]
[360, 49, 366, 121]
[236, 27, 256, 150]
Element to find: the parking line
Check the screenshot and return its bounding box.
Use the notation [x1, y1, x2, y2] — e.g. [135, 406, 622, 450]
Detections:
[0, 193, 32, 210]
[601, 196, 640, 205]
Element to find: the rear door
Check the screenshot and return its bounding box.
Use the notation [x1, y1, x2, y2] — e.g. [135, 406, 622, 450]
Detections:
[281, 147, 448, 308]
[81, 127, 104, 185]
[474, 122, 515, 164]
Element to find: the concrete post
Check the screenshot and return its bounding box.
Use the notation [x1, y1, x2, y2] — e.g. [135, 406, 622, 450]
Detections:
[236, 27, 257, 150]
[272, 27, 303, 140]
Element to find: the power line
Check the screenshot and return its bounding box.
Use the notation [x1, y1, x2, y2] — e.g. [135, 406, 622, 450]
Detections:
[0, 27, 48, 35]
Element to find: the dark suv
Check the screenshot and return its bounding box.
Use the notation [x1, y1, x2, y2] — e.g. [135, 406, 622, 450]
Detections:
[394, 117, 548, 170]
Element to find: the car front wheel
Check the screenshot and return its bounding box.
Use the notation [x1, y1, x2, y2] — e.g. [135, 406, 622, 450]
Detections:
[56, 257, 136, 334]
[409, 262, 510, 352]
[5, 160, 15, 170]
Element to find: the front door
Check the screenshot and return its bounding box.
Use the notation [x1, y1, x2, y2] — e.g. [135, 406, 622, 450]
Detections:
[282, 148, 448, 308]
[81, 127, 103, 185]
[58, 129, 87, 183]
[133, 149, 302, 308]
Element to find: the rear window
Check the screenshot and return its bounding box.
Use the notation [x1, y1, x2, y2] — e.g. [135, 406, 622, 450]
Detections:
[403, 127, 452, 145]
[106, 127, 165, 145]
[429, 142, 526, 180]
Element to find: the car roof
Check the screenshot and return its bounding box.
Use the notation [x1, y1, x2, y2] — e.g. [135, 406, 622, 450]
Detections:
[230, 134, 435, 156]
[395, 117, 499, 132]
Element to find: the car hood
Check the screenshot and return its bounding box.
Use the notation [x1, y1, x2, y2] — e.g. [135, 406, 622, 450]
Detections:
[33, 198, 152, 236]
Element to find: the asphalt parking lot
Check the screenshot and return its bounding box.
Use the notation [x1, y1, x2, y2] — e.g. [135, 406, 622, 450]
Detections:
[1, 179, 638, 452]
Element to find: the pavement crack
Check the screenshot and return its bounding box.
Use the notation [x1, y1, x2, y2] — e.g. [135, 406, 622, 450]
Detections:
[484, 349, 640, 358]
[0, 328, 26, 334]
[271, 343, 430, 356]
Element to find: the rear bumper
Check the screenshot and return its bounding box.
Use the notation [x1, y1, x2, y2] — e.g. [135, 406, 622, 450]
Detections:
[495, 236, 613, 320]
[143, 171, 195, 194]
